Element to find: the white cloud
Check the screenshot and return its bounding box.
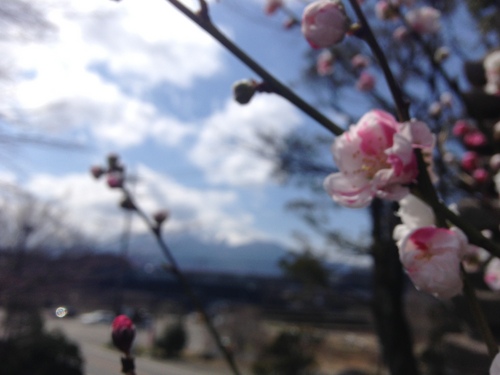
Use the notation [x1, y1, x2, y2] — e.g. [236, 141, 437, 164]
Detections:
[23, 165, 269, 245]
[189, 94, 302, 186]
[2, 0, 222, 147]
[12, 0, 222, 89]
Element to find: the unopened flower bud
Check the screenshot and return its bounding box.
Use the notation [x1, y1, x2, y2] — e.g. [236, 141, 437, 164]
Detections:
[461, 151, 478, 172]
[316, 50, 335, 76]
[283, 17, 299, 29]
[473, 168, 489, 184]
[107, 172, 124, 189]
[264, 0, 283, 15]
[463, 130, 487, 148]
[356, 72, 376, 91]
[90, 166, 105, 179]
[153, 210, 169, 226]
[351, 54, 370, 70]
[428, 102, 442, 117]
[232, 80, 257, 105]
[452, 120, 470, 137]
[434, 46, 450, 63]
[111, 315, 135, 354]
[302, 0, 350, 49]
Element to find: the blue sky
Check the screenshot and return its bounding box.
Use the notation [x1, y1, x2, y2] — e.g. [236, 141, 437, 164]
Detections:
[0, 0, 370, 257]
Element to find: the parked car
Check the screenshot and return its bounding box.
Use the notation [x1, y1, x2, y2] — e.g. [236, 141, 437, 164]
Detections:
[80, 310, 115, 324]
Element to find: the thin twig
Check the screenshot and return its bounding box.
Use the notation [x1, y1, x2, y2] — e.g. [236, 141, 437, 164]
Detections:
[121, 187, 242, 375]
[348, 0, 410, 122]
[163, 0, 344, 136]
[461, 265, 499, 358]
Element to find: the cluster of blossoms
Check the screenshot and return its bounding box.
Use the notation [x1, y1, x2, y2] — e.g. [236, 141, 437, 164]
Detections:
[321, 109, 474, 299]
[300, 1, 500, 371]
[451, 119, 497, 187]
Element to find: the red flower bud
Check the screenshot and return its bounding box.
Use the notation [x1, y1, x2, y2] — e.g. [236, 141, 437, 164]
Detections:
[107, 172, 124, 188]
[111, 315, 136, 354]
[461, 151, 478, 172]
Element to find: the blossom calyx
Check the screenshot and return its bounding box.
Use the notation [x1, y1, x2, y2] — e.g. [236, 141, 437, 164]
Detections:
[302, 0, 350, 49]
[111, 315, 136, 354]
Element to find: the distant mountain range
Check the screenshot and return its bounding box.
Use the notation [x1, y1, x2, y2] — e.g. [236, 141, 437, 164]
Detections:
[122, 233, 290, 276]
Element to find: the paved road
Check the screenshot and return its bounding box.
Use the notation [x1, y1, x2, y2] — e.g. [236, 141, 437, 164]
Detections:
[46, 316, 238, 375]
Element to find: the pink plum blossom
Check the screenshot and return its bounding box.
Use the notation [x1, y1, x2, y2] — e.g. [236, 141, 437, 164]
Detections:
[264, 0, 283, 15]
[302, 0, 350, 49]
[316, 50, 335, 76]
[323, 110, 434, 208]
[452, 120, 470, 137]
[460, 151, 478, 172]
[398, 226, 466, 299]
[356, 72, 376, 91]
[463, 130, 487, 148]
[491, 353, 500, 375]
[485, 258, 500, 291]
[405, 6, 441, 35]
[111, 315, 136, 354]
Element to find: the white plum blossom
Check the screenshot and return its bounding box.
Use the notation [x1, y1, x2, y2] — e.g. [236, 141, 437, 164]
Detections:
[485, 258, 500, 291]
[405, 6, 441, 35]
[484, 50, 500, 95]
[302, 0, 350, 49]
[399, 226, 467, 299]
[323, 110, 434, 208]
[491, 352, 500, 375]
